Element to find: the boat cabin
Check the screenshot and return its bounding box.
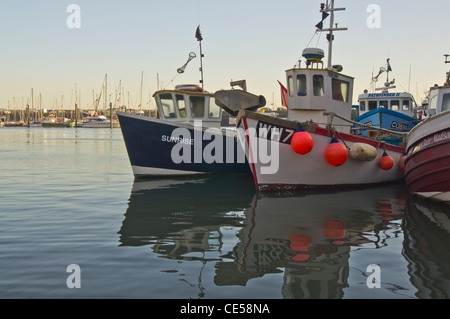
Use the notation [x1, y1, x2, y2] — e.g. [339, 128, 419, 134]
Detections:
[357, 91, 415, 118]
[427, 84, 450, 116]
[285, 48, 354, 133]
[153, 84, 227, 128]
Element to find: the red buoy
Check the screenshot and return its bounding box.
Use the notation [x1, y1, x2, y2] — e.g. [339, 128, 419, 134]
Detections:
[324, 137, 348, 166]
[379, 151, 394, 170]
[398, 154, 407, 171]
[290, 126, 314, 155]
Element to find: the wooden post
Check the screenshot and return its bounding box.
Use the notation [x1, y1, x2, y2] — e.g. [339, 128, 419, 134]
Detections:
[110, 102, 113, 128]
[75, 103, 78, 128]
[26, 104, 30, 127]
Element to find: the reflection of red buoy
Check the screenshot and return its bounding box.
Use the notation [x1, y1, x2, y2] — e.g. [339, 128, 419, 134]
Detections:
[379, 151, 394, 170]
[292, 254, 310, 262]
[323, 220, 346, 240]
[290, 126, 314, 155]
[290, 235, 312, 252]
[398, 154, 407, 171]
[324, 137, 348, 166]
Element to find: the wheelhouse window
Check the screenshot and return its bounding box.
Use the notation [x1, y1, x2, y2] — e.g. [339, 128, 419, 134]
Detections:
[190, 96, 205, 118]
[379, 100, 388, 108]
[360, 101, 366, 111]
[429, 90, 438, 110]
[159, 93, 176, 118]
[390, 100, 399, 111]
[442, 93, 450, 111]
[402, 100, 410, 111]
[297, 74, 307, 96]
[208, 97, 221, 118]
[176, 95, 186, 118]
[288, 76, 294, 97]
[332, 78, 349, 102]
[313, 75, 325, 96]
[368, 101, 377, 111]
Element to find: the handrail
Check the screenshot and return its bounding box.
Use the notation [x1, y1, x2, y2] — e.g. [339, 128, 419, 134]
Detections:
[323, 111, 407, 136]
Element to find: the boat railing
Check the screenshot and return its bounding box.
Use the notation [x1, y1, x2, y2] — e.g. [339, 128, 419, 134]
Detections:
[323, 111, 407, 137]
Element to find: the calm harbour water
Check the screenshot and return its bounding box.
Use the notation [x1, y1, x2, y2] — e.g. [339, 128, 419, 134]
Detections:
[1, 127, 449, 299]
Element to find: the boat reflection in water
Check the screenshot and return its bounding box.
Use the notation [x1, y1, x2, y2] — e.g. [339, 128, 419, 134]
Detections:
[403, 196, 450, 298]
[119, 177, 412, 298]
[118, 175, 254, 257]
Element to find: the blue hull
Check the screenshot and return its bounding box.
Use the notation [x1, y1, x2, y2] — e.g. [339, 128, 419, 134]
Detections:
[354, 108, 419, 134]
[117, 112, 250, 176]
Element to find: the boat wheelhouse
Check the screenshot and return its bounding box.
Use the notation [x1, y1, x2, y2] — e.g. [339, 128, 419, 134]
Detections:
[285, 48, 354, 134]
[353, 60, 420, 140]
[152, 84, 227, 128]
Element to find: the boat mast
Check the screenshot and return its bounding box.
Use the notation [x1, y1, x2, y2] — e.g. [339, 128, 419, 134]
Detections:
[196, 25, 204, 89]
[317, 0, 347, 69]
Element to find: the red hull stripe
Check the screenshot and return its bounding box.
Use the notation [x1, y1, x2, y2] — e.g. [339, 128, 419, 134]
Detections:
[242, 117, 259, 186]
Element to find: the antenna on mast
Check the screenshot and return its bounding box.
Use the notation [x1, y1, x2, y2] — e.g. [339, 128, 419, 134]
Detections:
[316, 0, 347, 69]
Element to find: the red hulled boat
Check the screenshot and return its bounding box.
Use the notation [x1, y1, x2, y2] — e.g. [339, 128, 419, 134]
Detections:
[404, 61, 450, 204]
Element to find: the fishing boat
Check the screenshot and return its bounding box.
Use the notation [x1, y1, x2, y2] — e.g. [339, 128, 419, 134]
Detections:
[117, 83, 260, 177]
[236, 1, 406, 191]
[353, 59, 420, 145]
[41, 117, 71, 128]
[3, 121, 24, 127]
[117, 29, 261, 178]
[404, 58, 450, 204]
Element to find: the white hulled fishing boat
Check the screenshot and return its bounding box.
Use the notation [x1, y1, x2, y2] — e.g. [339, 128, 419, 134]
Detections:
[235, 1, 406, 191]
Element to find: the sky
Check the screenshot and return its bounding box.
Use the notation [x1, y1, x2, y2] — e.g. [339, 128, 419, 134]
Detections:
[1, 0, 449, 110]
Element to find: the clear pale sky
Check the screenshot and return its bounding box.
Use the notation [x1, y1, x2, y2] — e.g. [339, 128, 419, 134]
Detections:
[1, 0, 449, 110]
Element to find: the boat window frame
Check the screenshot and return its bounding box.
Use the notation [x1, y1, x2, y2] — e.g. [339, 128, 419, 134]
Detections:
[296, 74, 307, 96]
[313, 74, 325, 96]
[442, 93, 450, 112]
[368, 100, 377, 111]
[390, 100, 400, 111]
[359, 100, 366, 112]
[331, 78, 349, 102]
[379, 100, 388, 109]
[175, 94, 187, 118]
[428, 90, 438, 110]
[189, 95, 206, 118]
[159, 93, 177, 119]
[402, 99, 410, 111]
[208, 97, 221, 119]
[288, 76, 294, 97]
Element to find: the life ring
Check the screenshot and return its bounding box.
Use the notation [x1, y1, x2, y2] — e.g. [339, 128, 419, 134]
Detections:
[175, 84, 203, 92]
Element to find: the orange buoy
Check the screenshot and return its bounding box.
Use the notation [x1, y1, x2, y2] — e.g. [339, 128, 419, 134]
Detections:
[290, 126, 314, 155]
[398, 153, 407, 171]
[324, 137, 348, 166]
[379, 151, 394, 170]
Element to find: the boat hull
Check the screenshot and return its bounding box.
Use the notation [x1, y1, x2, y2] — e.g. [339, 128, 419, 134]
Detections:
[117, 111, 250, 177]
[405, 110, 450, 203]
[237, 110, 405, 191]
[353, 108, 419, 145]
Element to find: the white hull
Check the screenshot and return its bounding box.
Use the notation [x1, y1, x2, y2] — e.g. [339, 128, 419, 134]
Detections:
[238, 111, 405, 191]
[131, 165, 206, 176]
[82, 122, 112, 128]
